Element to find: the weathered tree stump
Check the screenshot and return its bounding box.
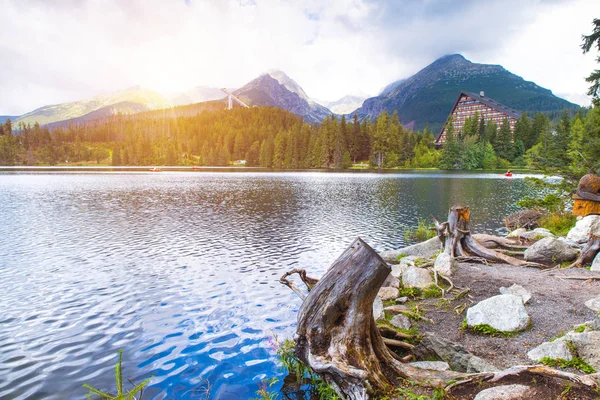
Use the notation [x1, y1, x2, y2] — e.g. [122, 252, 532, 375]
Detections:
[433, 206, 545, 268]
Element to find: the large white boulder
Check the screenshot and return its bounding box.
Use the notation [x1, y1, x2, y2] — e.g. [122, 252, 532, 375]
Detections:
[585, 296, 600, 312]
[527, 340, 573, 362]
[380, 237, 442, 263]
[402, 266, 433, 289]
[433, 252, 457, 276]
[591, 252, 600, 272]
[499, 284, 532, 304]
[466, 294, 531, 333]
[567, 215, 600, 244]
[564, 331, 600, 370]
[524, 237, 579, 265]
[520, 228, 555, 241]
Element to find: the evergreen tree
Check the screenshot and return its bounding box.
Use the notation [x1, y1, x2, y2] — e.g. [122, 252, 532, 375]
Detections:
[439, 118, 462, 169]
[112, 147, 121, 166]
[494, 118, 514, 161]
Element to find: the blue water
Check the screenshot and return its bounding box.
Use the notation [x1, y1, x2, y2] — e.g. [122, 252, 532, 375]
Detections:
[0, 170, 540, 399]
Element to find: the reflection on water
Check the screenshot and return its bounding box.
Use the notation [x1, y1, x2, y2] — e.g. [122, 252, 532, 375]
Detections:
[0, 171, 539, 399]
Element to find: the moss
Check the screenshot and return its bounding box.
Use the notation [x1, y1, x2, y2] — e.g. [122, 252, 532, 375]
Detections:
[399, 287, 422, 298]
[539, 356, 596, 374]
[461, 319, 529, 337]
[574, 325, 587, 333]
[413, 258, 429, 267]
[396, 253, 408, 262]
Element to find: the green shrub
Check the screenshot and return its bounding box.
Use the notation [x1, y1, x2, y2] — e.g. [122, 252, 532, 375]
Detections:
[539, 356, 596, 374]
[538, 212, 576, 236]
[404, 219, 436, 243]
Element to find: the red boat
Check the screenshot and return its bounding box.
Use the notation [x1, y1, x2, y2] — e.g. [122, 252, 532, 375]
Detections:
[505, 172, 513, 177]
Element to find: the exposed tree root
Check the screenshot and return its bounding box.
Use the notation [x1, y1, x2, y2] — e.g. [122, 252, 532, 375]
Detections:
[567, 235, 600, 268]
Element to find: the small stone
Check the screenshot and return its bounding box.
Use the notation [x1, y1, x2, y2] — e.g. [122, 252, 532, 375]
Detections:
[380, 237, 442, 263]
[372, 296, 384, 321]
[591, 253, 600, 272]
[467, 356, 500, 373]
[391, 263, 409, 278]
[382, 273, 400, 288]
[409, 361, 449, 371]
[527, 340, 573, 362]
[520, 228, 554, 241]
[433, 252, 458, 276]
[395, 296, 409, 304]
[507, 228, 527, 238]
[499, 284, 532, 304]
[402, 266, 434, 289]
[390, 314, 412, 330]
[377, 287, 398, 301]
[585, 296, 600, 312]
[466, 294, 531, 333]
[474, 384, 535, 400]
[384, 304, 409, 315]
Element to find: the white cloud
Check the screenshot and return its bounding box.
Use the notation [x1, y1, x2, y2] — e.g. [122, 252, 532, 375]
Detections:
[0, 0, 598, 114]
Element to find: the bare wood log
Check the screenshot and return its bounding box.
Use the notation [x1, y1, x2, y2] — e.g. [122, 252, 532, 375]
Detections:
[383, 338, 414, 350]
[279, 269, 319, 300]
[378, 326, 413, 340]
[472, 233, 529, 250]
[567, 235, 600, 268]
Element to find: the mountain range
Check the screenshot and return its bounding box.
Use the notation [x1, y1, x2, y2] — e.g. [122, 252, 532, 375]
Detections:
[6, 54, 580, 130]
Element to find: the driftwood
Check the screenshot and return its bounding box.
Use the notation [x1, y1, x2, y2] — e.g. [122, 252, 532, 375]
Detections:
[503, 209, 544, 230]
[280, 236, 600, 398]
[433, 206, 546, 268]
[567, 235, 600, 268]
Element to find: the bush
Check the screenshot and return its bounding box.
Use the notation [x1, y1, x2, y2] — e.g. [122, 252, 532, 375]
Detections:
[538, 212, 577, 236]
[404, 219, 436, 243]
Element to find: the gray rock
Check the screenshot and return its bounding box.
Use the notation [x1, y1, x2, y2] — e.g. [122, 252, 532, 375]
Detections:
[412, 333, 498, 372]
[384, 304, 409, 315]
[527, 340, 573, 362]
[507, 228, 527, 238]
[409, 361, 449, 371]
[564, 331, 600, 370]
[524, 237, 579, 265]
[390, 314, 412, 330]
[585, 296, 600, 312]
[372, 296, 384, 321]
[433, 252, 457, 276]
[567, 215, 600, 244]
[390, 263, 409, 278]
[520, 228, 555, 241]
[402, 266, 433, 289]
[467, 356, 501, 373]
[499, 284, 532, 304]
[377, 287, 398, 301]
[380, 237, 442, 263]
[466, 294, 531, 333]
[395, 296, 409, 304]
[474, 384, 535, 400]
[591, 252, 600, 272]
[382, 274, 400, 288]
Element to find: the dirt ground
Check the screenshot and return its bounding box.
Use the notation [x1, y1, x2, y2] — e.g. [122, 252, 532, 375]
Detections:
[414, 262, 600, 369]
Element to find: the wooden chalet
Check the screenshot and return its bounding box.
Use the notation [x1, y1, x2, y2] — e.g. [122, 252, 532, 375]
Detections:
[435, 91, 521, 144]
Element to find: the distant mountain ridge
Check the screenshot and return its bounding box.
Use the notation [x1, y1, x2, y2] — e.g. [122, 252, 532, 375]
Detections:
[233, 70, 332, 123]
[353, 54, 579, 131]
[14, 86, 171, 127]
[320, 95, 366, 115]
[168, 86, 226, 106]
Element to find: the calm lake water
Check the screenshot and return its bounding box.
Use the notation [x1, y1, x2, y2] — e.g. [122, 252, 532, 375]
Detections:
[0, 170, 541, 399]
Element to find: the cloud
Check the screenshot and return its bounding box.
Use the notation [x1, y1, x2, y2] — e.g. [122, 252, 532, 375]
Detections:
[0, 0, 598, 114]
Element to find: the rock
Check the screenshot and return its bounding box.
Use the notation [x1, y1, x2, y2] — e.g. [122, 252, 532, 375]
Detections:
[520, 228, 555, 241]
[527, 340, 573, 362]
[433, 252, 458, 276]
[473, 384, 535, 400]
[567, 215, 600, 244]
[585, 296, 600, 312]
[409, 361, 449, 371]
[399, 256, 419, 266]
[382, 274, 400, 288]
[591, 252, 600, 272]
[384, 304, 409, 315]
[524, 237, 579, 265]
[390, 314, 412, 330]
[499, 284, 532, 304]
[466, 294, 531, 333]
[507, 227, 527, 238]
[467, 356, 501, 373]
[377, 287, 398, 301]
[412, 333, 498, 372]
[402, 266, 433, 289]
[390, 264, 408, 278]
[380, 237, 442, 263]
[395, 296, 409, 304]
[564, 331, 600, 370]
[372, 296, 384, 321]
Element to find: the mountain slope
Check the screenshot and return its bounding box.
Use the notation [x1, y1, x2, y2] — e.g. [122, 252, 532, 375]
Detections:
[233, 70, 331, 123]
[321, 95, 366, 115]
[15, 86, 171, 126]
[354, 54, 578, 131]
[0, 116, 18, 124]
[169, 86, 226, 106]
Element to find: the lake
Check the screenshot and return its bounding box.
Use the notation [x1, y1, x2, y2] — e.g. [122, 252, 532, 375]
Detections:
[0, 169, 541, 399]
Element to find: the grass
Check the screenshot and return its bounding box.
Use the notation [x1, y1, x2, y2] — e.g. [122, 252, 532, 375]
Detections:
[538, 212, 577, 236]
[460, 319, 529, 338]
[539, 356, 596, 374]
[399, 284, 447, 300]
[394, 380, 446, 400]
[404, 219, 436, 243]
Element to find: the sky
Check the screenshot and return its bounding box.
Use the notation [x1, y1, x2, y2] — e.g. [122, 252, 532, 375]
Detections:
[1, 0, 600, 115]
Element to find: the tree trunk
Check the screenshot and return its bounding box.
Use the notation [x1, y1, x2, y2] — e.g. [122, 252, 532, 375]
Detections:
[568, 235, 600, 268]
[434, 206, 546, 268]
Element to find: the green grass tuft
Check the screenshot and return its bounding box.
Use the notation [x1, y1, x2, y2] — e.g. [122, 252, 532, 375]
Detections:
[461, 319, 528, 337]
[538, 212, 577, 236]
[539, 356, 596, 374]
[404, 219, 436, 243]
